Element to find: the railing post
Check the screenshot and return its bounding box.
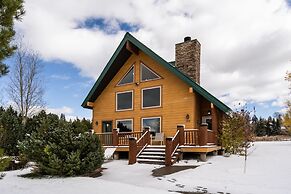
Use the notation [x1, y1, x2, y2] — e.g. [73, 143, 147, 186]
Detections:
[112, 128, 118, 146]
[177, 125, 185, 145]
[128, 137, 137, 165]
[143, 127, 151, 145]
[165, 137, 173, 166]
[199, 124, 208, 146]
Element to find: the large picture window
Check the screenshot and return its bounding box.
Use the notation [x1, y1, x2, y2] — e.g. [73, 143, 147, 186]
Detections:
[142, 86, 161, 109]
[116, 119, 133, 132]
[117, 65, 134, 86]
[142, 117, 161, 133]
[116, 90, 133, 111]
[140, 63, 160, 82]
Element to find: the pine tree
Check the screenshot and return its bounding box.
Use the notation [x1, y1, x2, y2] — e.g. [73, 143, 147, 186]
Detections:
[0, 0, 25, 77]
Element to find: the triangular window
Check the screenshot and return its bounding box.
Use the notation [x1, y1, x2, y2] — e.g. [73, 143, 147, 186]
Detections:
[140, 63, 160, 82]
[117, 66, 134, 86]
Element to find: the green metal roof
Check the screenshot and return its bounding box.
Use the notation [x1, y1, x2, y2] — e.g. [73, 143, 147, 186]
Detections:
[82, 32, 231, 113]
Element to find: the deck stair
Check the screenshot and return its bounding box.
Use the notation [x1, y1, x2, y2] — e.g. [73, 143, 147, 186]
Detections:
[137, 145, 180, 165]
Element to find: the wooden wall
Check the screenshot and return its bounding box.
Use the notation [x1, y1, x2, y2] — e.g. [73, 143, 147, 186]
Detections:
[92, 51, 198, 137]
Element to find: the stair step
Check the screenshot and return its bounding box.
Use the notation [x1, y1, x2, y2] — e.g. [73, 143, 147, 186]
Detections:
[147, 145, 165, 148]
[138, 155, 165, 159]
[141, 152, 165, 155]
[144, 148, 165, 152]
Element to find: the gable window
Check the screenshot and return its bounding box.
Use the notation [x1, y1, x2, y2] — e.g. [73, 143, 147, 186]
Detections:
[117, 65, 134, 86]
[116, 90, 133, 111]
[140, 63, 160, 82]
[142, 86, 161, 109]
[116, 119, 133, 132]
[142, 117, 161, 133]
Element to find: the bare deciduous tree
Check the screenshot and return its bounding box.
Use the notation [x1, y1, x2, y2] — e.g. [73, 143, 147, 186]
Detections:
[8, 43, 44, 123]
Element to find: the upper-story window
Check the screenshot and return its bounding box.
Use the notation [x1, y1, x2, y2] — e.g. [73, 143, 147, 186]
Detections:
[140, 63, 160, 82]
[116, 90, 133, 111]
[117, 65, 134, 86]
[142, 86, 161, 109]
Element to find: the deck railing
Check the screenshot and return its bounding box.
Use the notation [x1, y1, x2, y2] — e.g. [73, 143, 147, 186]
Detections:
[96, 129, 143, 146]
[95, 132, 113, 146]
[165, 125, 184, 166]
[128, 128, 151, 164]
[118, 132, 143, 146]
[184, 129, 199, 145]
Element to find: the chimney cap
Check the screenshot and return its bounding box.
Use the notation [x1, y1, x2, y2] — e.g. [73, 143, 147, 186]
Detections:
[184, 36, 191, 42]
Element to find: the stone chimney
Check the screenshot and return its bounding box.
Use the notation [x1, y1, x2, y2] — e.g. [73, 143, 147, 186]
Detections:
[175, 36, 201, 84]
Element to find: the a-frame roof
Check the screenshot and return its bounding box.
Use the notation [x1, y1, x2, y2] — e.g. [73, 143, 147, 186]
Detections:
[81, 32, 231, 113]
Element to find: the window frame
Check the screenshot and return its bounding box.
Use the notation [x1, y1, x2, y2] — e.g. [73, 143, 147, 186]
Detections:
[117, 65, 135, 86]
[116, 118, 134, 132]
[141, 86, 162, 109]
[116, 90, 134, 112]
[140, 62, 161, 82]
[141, 117, 162, 133]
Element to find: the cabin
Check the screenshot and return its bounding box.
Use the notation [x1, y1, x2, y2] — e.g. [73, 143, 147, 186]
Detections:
[82, 33, 231, 165]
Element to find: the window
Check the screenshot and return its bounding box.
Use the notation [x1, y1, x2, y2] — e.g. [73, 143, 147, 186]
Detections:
[142, 86, 161, 109]
[140, 63, 160, 82]
[117, 66, 134, 86]
[116, 90, 133, 111]
[116, 119, 133, 132]
[142, 117, 161, 133]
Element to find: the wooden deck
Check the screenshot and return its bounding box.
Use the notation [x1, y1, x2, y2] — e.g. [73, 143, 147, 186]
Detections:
[104, 145, 221, 153]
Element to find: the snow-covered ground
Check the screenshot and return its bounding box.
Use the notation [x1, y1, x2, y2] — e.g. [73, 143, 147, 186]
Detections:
[1, 141, 291, 194]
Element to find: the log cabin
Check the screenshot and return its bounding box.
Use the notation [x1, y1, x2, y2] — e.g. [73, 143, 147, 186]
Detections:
[82, 33, 231, 165]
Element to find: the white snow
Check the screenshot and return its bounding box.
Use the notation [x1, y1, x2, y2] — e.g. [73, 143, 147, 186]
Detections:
[104, 147, 116, 160]
[1, 141, 291, 194]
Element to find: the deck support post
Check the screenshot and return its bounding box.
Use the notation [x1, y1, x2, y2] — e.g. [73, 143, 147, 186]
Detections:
[128, 137, 137, 165]
[113, 153, 119, 160]
[177, 125, 185, 145]
[112, 128, 118, 146]
[212, 150, 218, 156]
[165, 137, 173, 166]
[200, 153, 207, 162]
[198, 124, 208, 146]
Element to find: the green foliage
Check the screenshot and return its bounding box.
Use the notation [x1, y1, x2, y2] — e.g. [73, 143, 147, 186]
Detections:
[0, 148, 11, 172]
[0, 106, 23, 155]
[220, 111, 252, 154]
[19, 122, 104, 176]
[283, 72, 291, 134]
[253, 115, 283, 137]
[0, 0, 25, 77]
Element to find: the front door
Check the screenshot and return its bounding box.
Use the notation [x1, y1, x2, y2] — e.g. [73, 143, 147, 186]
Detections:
[102, 120, 113, 133]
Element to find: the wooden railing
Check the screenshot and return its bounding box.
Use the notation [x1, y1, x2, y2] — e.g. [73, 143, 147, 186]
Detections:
[128, 128, 151, 164]
[96, 132, 113, 146]
[96, 129, 143, 146]
[165, 125, 184, 166]
[136, 130, 150, 155]
[118, 132, 143, 146]
[184, 129, 199, 145]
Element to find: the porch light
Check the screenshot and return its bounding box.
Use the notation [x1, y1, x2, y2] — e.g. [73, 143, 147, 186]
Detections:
[207, 110, 211, 115]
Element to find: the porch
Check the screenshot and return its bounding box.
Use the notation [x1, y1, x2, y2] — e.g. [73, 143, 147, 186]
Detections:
[96, 124, 222, 166]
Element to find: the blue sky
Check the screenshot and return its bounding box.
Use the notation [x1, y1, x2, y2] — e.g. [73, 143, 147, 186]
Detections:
[1, 0, 290, 120]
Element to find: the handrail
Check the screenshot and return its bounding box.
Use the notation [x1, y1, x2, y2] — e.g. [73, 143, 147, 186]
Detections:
[136, 130, 150, 156]
[165, 130, 180, 166]
[128, 129, 150, 164]
[184, 128, 199, 131]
